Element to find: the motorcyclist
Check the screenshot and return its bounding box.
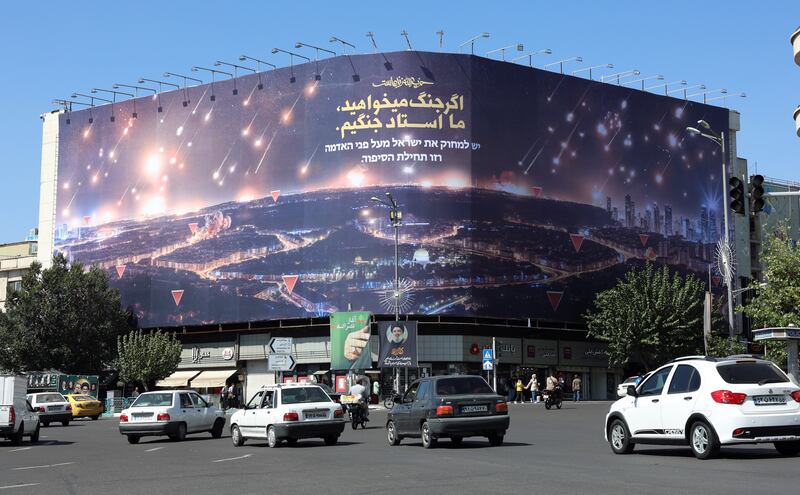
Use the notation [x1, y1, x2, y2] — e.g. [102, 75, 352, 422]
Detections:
[348, 378, 369, 420]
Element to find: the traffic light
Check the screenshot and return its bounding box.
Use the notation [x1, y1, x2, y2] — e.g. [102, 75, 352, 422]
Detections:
[749, 174, 765, 213]
[728, 177, 745, 215]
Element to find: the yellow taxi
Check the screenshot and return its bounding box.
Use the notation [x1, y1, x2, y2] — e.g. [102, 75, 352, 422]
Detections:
[65, 394, 103, 420]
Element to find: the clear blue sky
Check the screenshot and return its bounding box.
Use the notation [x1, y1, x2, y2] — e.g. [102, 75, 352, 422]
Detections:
[0, 0, 798, 244]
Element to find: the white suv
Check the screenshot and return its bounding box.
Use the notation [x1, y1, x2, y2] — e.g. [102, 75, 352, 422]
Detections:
[230, 383, 345, 448]
[119, 390, 226, 444]
[605, 356, 800, 459]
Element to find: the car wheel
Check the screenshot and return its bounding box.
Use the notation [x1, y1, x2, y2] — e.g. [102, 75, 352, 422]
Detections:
[30, 423, 40, 443]
[450, 436, 463, 446]
[421, 422, 437, 449]
[91, 415, 100, 421]
[286, 438, 298, 446]
[386, 421, 401, 446]
[689, 421, 720, 460]
[608, 419, 634, 454]
[127, 435, 141, 444]
[9, 422, 24, 446]
[267, 426, 280, 448]
[774, 441, 800, 456]
[61, 420, 69, 427]
[231, 425, 245, 447]
[170, 423, 187, 442]
[488, 434, 504, 446]
[324, 435, 339, 446]
[211, 418, 225, 438]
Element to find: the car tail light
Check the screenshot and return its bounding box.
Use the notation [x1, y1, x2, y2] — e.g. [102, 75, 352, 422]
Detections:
[38, 406, 46, 413]
[119, 414, 128, 423]
[711, 390, 747, 405]
[436, 405, 454, 417]
[156, 413, 170, 421]
[333, 408, 344, 418]
[732, 428, 745, 437]
[791, 391, 800, 403]
[496, 402, 508, 413]
[65, 404, 72, 411]
[8, 406, 15, 424]
[283, 412, 299, 421]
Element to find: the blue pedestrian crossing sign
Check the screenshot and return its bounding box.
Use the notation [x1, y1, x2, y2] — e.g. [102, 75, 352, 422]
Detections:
[482, 349, 494, 370]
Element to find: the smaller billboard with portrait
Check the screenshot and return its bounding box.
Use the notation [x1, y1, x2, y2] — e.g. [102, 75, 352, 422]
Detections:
[330, 311, 372, 371]
[378, 321, 418, 368]
[58, 375, 100, 398]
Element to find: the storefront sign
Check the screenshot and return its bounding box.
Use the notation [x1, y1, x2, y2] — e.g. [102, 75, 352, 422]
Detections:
[191, 347, 212, 363]
[559, 341, 610, 366]
[463, 337, 522, 364]
[178, 341, 237, 369]
[523, 339, 558, 366]
[222, 348, 235, 360]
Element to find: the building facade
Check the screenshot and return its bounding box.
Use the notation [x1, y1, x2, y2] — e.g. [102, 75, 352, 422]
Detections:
[0, 241, 38, 311]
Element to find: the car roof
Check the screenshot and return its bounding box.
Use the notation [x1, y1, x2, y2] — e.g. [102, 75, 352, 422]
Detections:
[665, 355, 773, 366]
[259, 383, 323, 390]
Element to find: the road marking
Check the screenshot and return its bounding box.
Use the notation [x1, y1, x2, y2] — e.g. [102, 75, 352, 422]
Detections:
[12, 462, 74, 471]
[8, 447, 32, 453]
[0, 484, 40, 490]
[144, 447, 164, 452]
[211, 454, 251, 463]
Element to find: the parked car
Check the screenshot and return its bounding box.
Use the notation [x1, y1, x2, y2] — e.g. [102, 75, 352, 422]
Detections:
[386, 375, 509, 448]
[605, 356, 800, 459]
[616, 373, 650, 398]
[65, 394, 103, 420]
[1, 375, 40, 445]
[230, 383, 345, 448]
[27, 392, 72, 427]
[119, 390, 226, 444]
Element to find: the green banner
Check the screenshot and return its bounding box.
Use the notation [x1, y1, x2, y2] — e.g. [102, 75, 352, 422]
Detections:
[330, 311, 372, 371]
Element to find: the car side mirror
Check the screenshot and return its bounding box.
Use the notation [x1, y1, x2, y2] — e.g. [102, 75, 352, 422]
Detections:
[626, 385, 638, 397]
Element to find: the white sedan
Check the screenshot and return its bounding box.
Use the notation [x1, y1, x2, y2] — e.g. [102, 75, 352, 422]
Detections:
[230, 383, 345, 448]
[119, 390, 226, 444]
[616, 374, 649, 398]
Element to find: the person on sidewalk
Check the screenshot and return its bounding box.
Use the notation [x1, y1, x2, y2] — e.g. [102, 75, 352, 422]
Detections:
[572, 374, 582, 402]
[526, 375, 539, 403]
[513, 378, 524, 404]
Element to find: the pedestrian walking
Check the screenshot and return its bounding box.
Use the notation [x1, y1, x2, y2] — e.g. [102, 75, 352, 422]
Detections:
[131, 387, 140, 399]
[572, 374, 582, 402]
[526, 374, 539, 403]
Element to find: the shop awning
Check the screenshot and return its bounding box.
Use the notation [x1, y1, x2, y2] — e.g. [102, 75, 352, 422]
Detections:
[189, 369, 238, 389]
[156, 370, 200, 388]
[313, 370, 329, 375]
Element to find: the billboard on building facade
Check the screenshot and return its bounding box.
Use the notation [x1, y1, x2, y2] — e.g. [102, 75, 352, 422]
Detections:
[378, 320, 418, 368]
[330, 311, 372, 370]
[51, 51, 729, 328]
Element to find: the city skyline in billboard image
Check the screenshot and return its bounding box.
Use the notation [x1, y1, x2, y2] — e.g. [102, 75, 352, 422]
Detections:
[53, 51, 729, 327]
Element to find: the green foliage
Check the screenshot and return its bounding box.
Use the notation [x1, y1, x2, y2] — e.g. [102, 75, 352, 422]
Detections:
[741, 228, 800, 370]
[0, 254, 133, 374]
[705, 334, 747, 358]
[116, 330, 181, 391]
[585, 263, 704, 371]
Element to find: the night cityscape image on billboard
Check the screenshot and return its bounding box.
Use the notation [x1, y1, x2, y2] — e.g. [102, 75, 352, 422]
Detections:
[53, 51, 729, 328]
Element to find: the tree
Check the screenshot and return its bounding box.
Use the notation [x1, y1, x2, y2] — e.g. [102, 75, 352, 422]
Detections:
[706, 333, 747, 358]
[116, 330, 182, 391]
[0, 254, 133, 374]
[585, 263, 705, 371]
[741, 228, 800, 370]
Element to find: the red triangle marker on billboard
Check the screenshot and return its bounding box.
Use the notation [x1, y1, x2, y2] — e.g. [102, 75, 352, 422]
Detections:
[171, 289, 184, 306]
[188, 222, 198, 235]
[639, 233, 649, 247]
[570, 234, 584, 253]
[83, 216, 92, 226]
[282, 275, 299, 293]
[646, 247, 657, 261]
[271, 190, 281, 203]
[531, 186, 542, 198]
[546, 291, 564, 312]
[115, 265, 126, 279]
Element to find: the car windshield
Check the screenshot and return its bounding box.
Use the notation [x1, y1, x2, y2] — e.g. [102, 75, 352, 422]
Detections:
[317, 383, 334, 393]
[436, 377, 494, 396]
[69, 395, 94, 401]
[38, 393, 66, 403]
[131, 393, 173, 407]
[623, 376, 639, 383]
[281, 387, 331, 404]
[716, 362, 789, 384]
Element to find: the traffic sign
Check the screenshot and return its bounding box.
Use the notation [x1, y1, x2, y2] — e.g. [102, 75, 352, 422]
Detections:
[269, 337, 293, 354]
[482, 349, 493, 362]
[268, 353, 296, 371]
[482, 360, 494, 371]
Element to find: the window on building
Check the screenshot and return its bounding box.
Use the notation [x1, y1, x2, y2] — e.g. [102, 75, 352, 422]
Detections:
[28, 243, 38, 256]
[7, 280, 22, 294]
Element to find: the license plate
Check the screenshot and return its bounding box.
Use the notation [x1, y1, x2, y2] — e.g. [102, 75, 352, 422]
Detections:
[47, 405, 62, 411]
[304, 410, 327, 419]
[753, 395, 787, 406]
[132, 413, 152, 421]
[460, 405, 488, 413]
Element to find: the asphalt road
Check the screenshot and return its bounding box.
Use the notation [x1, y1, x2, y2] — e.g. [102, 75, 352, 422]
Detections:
[0, 402, 796, 495]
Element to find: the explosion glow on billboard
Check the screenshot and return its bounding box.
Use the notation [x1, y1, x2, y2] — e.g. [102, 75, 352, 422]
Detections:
[53, 51, 728, 327]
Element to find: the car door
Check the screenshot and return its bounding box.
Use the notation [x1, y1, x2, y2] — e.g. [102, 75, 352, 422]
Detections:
[239, 391, 264, 437]
[409, 380, 431, 434]
[659, 364, 701, 439]
[394, 382, 419, 435]
[253, 390, 275, 439]
[190, 393, 214, 431]
[24, 401, 37, 434]
[178, 392, 198, 431]
[624, 365, 673, 439]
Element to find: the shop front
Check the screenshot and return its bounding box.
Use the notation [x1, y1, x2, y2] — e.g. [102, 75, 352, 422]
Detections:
[157, 340, 239, 407]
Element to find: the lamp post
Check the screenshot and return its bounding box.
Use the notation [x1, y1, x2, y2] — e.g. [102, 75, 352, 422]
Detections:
[600, 69, 640, 85]
[572, 63, 614, 81]
[668, 83, 705, 100]
[622, 74, 664, 90]
[330, 36, 356, 54]
[163, 72, 202, 107]
[272, 48, 311, 83]
[215, 60, 256, 95]
[645, 79, 687, 95]
[707, 92, 746, 106]
[486, 43, 524, 61]
[296, 42, 336, 80]
[192, 66, 232, 100]
[138, 78, 178, 113]
[372, 193, 403, 391]
[686, 120, 736, 348]
[71, 92, 111, 123]
[239, 55, 276, 90]
[459, 32, 490, 54]
[512, 48, 553, 67]
[92, 88, 134, 121]
[543, 56, 583, 74]
[687, 88, 727, 104]
[113, 84, 156, 119]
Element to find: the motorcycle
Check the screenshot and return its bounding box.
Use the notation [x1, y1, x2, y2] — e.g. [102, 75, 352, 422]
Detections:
[543, 385, 563, 410]
[341, 394, 368, 429]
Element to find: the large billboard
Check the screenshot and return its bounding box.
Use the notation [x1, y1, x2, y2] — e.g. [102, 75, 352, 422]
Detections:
[52, 51, 728, 327]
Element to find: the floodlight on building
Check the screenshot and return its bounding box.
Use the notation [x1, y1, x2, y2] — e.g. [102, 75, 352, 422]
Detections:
[459, 32, 490, 54]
